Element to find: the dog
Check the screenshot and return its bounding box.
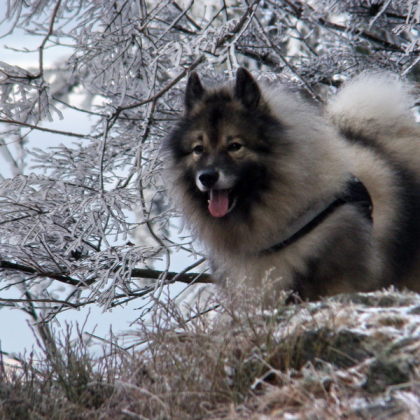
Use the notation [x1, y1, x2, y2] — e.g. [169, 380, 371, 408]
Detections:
[162, 68, 420, 301]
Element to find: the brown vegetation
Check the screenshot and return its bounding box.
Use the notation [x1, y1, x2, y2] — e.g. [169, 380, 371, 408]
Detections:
[2, 288, 420, 419]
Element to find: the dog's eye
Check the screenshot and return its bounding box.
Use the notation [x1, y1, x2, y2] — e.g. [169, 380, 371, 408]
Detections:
[193, 145, 204, 155]
[228, 142, 242, 152]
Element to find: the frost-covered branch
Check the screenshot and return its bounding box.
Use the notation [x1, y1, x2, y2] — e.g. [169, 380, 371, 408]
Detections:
[0, 118, 88, 138]
[0, 258, 211, 287]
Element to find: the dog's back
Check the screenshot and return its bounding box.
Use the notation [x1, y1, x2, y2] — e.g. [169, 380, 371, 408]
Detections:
[328, 73, 420, 292]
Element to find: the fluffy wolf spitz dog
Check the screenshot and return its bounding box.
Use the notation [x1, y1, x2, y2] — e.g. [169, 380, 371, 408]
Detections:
[163, 68, 420, 300]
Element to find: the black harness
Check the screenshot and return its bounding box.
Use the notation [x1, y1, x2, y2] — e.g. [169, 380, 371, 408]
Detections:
[261, 176, 373, 256]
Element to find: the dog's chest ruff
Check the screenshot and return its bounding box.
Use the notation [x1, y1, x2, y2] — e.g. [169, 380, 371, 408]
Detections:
[261, 176, 373, 255]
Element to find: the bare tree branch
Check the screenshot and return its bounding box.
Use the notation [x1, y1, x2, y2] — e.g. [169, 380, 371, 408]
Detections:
[0, 259, 213, 287]
[0, 118, 88, 139]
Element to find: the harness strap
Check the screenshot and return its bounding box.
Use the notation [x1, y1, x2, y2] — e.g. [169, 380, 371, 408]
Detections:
[260, 176, 373, 256]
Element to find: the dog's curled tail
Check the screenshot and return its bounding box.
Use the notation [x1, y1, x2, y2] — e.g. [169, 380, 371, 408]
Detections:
[327, 71, 418, 137]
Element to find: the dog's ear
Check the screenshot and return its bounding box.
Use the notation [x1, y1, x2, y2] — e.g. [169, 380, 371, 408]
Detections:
[235, 68, 261, 109]
[185, 71, 205, 112]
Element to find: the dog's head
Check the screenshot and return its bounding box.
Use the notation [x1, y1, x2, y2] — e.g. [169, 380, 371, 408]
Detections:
[164, 68, 287, 219]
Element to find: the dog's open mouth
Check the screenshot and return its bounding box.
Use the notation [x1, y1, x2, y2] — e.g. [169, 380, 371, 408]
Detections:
[207, 189, 237, 218]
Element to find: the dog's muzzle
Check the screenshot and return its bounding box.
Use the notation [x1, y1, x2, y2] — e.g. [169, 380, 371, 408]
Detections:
[196, 169, 238, 217]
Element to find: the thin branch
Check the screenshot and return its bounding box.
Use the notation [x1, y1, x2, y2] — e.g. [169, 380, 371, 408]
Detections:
[172, 0, 202, 30]
[0, 118, 88, 139]
[38, 0, 62, 78]
[0, 297, 77, 308]
[52, 96, 106, 118]
[215, 0, 261, 49]
[118, 55, 205, 111]
[156, 0, 195, 42]
[0, 260, 83, 286]
[368, 0, 392, 30]
[0, 259, 213, 287]
[314, 16, 405, 53]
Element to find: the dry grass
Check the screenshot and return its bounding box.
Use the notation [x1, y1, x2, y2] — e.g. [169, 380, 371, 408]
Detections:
[2, 287, 420, 419]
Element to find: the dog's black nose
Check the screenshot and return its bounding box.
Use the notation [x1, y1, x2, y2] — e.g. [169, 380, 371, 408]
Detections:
[199, 169, 219, 188]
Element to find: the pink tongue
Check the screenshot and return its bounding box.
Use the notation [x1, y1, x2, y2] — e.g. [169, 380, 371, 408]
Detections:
[208, 189, 230, 218]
